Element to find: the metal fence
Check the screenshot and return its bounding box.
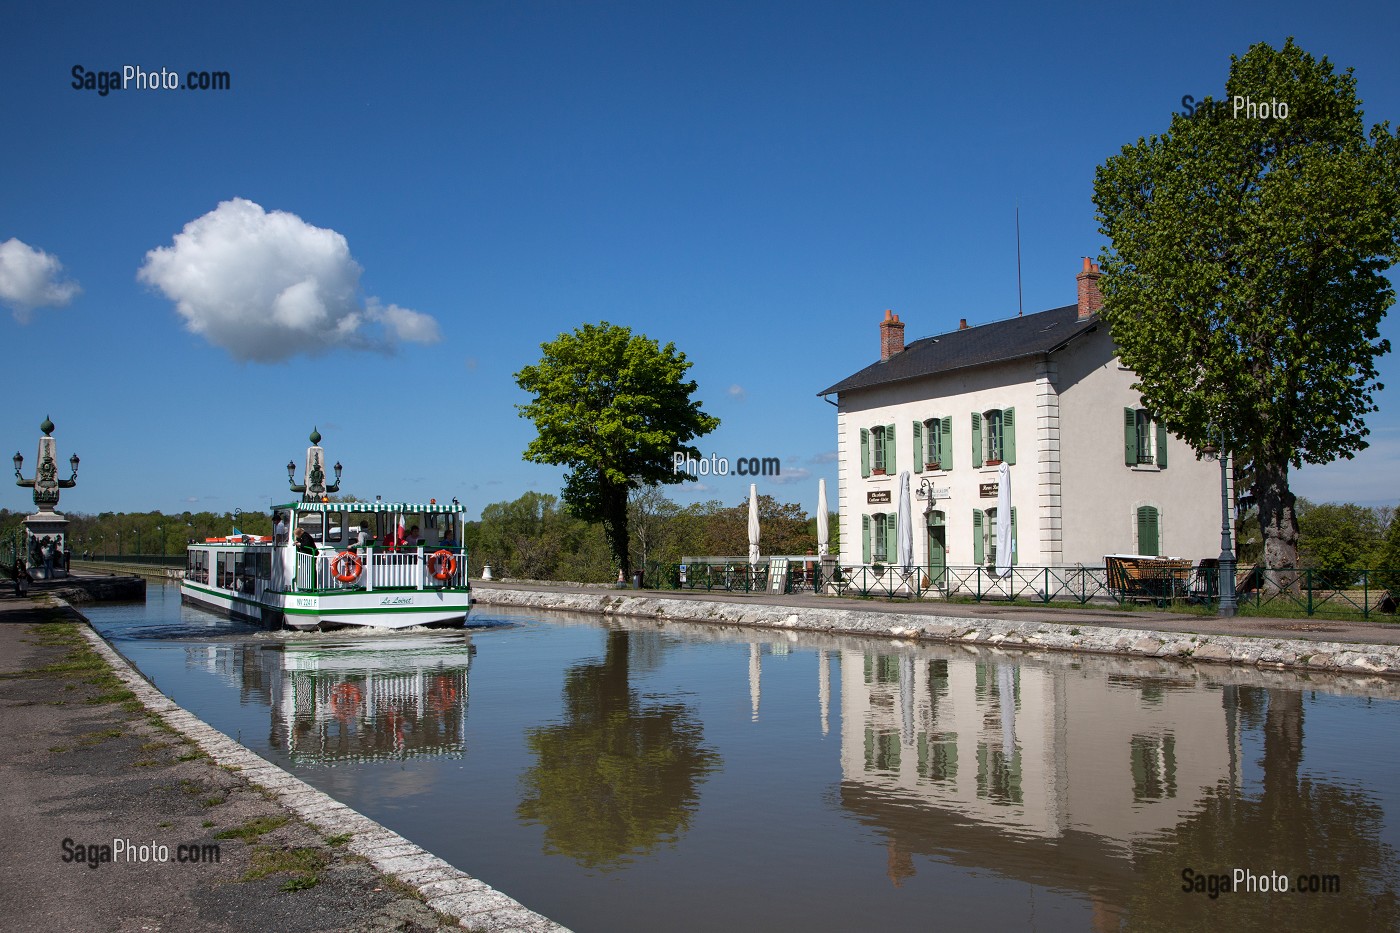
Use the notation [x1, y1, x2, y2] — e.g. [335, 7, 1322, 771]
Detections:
[660, 557, 1399, 619]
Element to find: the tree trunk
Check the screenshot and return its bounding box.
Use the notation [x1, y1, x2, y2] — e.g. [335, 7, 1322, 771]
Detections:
[600, 482, 631, 579]
[1253, 456, 1299, 589]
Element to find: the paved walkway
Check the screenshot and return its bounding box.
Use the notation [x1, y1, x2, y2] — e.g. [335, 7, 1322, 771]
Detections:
[473, 579, 1400, 648]
[0, 590, 558, 932]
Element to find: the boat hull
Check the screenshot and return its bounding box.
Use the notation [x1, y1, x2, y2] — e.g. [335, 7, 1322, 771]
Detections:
[180, 579, 470, 631]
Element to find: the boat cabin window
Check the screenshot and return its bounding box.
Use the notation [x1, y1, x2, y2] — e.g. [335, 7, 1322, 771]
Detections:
[297, 511, 326, 542]
[187, 550, 208, 584]
[323, 510, 346, 545]
[220, 552, 237, 589]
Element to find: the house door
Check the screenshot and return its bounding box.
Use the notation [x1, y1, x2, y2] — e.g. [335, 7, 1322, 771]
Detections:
[926, 511, 947, 589]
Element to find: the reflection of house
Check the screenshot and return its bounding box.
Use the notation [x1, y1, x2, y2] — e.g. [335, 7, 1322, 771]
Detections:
[839, 649, 1230, 851]
[818, 261, 1221, 571]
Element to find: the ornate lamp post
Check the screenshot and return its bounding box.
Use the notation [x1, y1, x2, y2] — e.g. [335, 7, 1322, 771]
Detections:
[12, 416, 79, 581]
[1201, 430, 1238, 617]
[288, 427, 342, 502]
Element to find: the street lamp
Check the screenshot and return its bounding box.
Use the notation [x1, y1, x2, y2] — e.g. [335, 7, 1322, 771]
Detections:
[134, 527, 142, 556]
[1201, 430, 1238, 617]
[156, 525, 163, 557]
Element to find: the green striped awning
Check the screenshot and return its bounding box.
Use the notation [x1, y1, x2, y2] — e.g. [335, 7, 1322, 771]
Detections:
[273, 500, 468, 514]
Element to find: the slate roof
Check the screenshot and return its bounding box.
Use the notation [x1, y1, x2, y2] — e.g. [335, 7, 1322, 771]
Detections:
[818, 304, 1099, 397]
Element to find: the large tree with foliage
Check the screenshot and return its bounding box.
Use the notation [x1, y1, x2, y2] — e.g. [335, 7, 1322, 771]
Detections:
[515, 322, 719, 577]
[1093, 38, 1400, 573]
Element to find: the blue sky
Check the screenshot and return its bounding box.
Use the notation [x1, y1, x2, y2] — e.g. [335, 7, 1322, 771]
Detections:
[3, 0, 1398, 520]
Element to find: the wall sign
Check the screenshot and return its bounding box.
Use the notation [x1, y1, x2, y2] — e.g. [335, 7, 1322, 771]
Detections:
[979, 482, 999, 498]
[867, 490, 892, 504]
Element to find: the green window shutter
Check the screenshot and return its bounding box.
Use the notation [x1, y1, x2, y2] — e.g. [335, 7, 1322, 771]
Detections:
[1137, 506, 1160, 556]
[886, 512, 898, 564]
[1156, 421, 1168, 468]
[1123, 408, 1138, 466]
[972, 510, 984, 564]
[912, 421, 924, 474]
[1011, 507, 1018, 566]
[886, 423, 896, 473]
[971, 413, 983, 468]
[860, 428, 870, 478]
[1003, 408, 1016, 465]
[862, 515, 871, 563]
[941, 417, 952, 470]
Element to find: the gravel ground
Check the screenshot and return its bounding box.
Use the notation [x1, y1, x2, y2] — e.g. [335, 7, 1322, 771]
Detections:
[0, 594, 465, 933]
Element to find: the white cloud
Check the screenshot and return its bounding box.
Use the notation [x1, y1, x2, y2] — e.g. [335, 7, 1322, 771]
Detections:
[768, 466, 812, 485]
[0, 238, 81, 322]
[728, 384, 747, 402]
[809, 450, 838, 464]
[138, 198, 441, 363]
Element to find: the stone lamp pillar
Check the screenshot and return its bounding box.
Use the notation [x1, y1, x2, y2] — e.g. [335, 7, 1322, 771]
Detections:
[13, 416, 79, 581]
[288, 426, 342, 503]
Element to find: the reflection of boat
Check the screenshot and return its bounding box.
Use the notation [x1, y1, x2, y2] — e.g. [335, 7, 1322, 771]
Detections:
[274, 636, 475, 765]
[180, 430, 471, 630]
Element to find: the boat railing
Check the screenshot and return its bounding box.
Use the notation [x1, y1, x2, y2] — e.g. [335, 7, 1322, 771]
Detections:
[294, 546, 468, 592]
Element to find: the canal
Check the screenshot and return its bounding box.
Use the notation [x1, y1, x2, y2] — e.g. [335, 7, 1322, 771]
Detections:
[88, 585, 1400, 931]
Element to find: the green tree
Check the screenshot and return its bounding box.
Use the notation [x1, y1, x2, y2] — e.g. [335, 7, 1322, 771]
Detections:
[1093, 38, 1400, 575]
[515, 322, 720, 577]
[1296, 499, 1383, 587]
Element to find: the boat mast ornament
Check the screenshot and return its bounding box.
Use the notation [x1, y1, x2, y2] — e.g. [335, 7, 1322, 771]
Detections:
[14, 415, 79, 512]
[288, 426, 342, 502]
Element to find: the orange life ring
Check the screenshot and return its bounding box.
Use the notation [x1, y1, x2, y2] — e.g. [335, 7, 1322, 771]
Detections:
[428, 550, 457, 581]
[332, 550, 363, 583]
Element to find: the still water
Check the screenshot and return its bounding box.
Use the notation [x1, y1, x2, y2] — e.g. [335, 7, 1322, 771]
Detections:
[89, 586, 1400, 931]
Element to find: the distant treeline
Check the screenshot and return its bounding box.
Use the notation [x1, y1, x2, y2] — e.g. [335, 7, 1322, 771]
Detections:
[5, 494, 1395, 588]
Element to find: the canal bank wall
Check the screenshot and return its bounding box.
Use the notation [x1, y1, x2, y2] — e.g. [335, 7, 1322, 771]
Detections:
[60, 599, 571, 933]
[473, 585, 1400, 682]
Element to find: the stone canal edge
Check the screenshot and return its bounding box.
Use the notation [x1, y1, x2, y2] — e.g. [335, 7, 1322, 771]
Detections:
[474, 586, 1400, 680]
[71, 601, 571, 933]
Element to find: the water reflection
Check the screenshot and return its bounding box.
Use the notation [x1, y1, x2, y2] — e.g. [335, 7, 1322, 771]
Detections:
[183, 635, 474, 765]
[517, 628, 722, 870]
[832, 645, 1400, 924]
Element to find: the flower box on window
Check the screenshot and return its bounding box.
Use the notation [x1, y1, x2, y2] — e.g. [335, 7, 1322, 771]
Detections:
[926, 462, 941, 471]
[985, 458, 1003, 466]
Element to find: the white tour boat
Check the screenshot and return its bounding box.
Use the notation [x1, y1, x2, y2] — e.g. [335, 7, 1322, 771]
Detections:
[180, 430, 471, 630]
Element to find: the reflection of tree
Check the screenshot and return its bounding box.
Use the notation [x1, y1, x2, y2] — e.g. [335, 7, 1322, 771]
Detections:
[1123, 687, 1400, 929]
[517, 629, 720, 869]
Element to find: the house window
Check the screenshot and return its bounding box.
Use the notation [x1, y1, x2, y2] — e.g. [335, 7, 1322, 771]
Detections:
[1136, 506, 1160, 556]
[1124, 408, 1169, 468]
[971, 408, 1016, 467]
[860, 424, 897, 477]
[862, 512, 899, 564]
[972, 507, 1018, 566]
[915, 417, 951, 472]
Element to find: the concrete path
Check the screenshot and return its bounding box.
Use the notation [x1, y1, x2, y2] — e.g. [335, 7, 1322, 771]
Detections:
[473, 579, 1400, 647]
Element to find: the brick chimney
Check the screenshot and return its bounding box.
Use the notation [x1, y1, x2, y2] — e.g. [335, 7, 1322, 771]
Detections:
[1076, 257, 1103, 320]
[880, 309, 905, 360]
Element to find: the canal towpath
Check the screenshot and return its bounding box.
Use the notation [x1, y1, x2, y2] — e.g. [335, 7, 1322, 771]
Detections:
[472, 579, 1400, 676]
[0, 590, 568, 933]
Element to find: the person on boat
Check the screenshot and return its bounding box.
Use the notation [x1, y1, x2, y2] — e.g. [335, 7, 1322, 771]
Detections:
[354, 521, 372, 548]
[407, 525, 421, 546]
[439, 527, 457, 549]
[273, 512, 289, 545]
[295, 527, 318, 555]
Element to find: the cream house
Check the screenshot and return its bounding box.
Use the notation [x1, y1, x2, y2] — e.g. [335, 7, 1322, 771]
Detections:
[818, 259, 1222, 572]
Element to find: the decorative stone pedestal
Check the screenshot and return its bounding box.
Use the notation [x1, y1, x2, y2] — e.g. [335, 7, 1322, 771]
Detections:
[22, 513, 69, 581]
